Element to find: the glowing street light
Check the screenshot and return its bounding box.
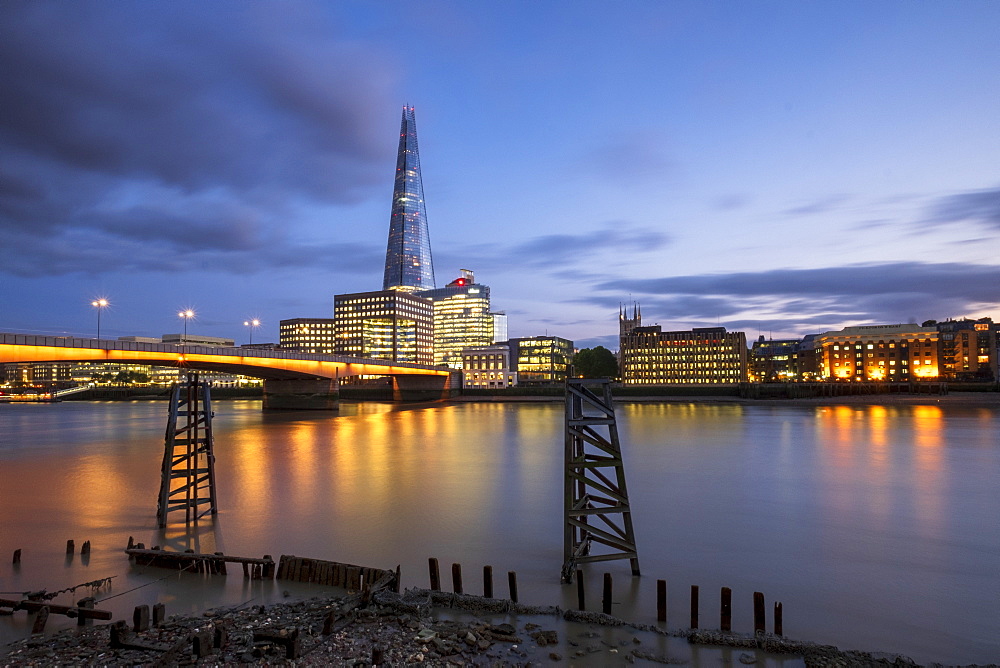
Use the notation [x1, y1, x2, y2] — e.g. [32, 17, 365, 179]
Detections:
[244, 318, 261, 345]
[91, 298, 109, 340]
[178, 309, 195, 343]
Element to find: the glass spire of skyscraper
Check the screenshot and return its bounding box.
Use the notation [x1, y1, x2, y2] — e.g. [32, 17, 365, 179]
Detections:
[383, 105, 435, 292]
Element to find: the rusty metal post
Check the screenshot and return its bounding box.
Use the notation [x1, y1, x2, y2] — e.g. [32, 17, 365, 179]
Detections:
[157, 373, 218, 527]
[561, 378, 639, 582]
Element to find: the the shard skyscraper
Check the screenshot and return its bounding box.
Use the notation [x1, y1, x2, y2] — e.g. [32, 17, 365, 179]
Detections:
[382, 105, 435, 292]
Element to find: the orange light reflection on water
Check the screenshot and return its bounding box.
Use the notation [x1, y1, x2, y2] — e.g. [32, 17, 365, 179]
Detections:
[814, 403, 948, 534]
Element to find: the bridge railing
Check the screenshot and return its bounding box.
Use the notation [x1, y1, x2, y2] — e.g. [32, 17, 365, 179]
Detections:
[0, 332, 449, 372]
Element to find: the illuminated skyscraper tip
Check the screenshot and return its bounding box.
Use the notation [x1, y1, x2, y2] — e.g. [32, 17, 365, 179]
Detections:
[383, 105, 435, 292]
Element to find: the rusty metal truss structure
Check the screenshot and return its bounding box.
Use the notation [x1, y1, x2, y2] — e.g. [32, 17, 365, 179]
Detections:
[157, 373, 218, 527]
[562, 378, 640, 583]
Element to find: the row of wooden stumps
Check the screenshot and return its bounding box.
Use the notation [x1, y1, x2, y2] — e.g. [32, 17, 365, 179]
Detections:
[428, 558, 519, 601]
[5, 542, 110, 633]
[429, 557, 783, 637]
[11, 540, 92, 564]
[276, 555, 398, 592]
[126, 538, 275, 579]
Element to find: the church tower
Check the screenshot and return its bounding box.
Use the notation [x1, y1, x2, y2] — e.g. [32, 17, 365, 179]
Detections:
[620, 302, 641, 337]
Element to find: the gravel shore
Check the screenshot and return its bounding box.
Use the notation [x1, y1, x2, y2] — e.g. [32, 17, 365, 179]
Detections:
[3, 586, 962, 667]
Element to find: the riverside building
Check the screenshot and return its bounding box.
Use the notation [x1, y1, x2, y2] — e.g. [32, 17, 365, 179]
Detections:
[333, 290, 434, 364]
[279, 318, 336, 354]
[507, 336, 574, 386]
[814, 324, 939, 381]
[417, 269, 493, 368]
[461, 343, 517, 388]
[620, 325, 748, 385]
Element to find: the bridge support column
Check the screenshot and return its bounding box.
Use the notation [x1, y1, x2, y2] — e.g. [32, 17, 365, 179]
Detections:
[263, 378, 339, 410]
[391, 373, 459, 402]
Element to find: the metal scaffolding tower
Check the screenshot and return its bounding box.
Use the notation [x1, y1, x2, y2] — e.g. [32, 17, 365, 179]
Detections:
[562, 378, 640, 583]
[157, 373, 218, 527]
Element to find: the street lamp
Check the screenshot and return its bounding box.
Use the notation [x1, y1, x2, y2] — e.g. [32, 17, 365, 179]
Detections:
[244, 319, 261, 346]
[178, 309, 195, 343]
[91, 298, 109, 339]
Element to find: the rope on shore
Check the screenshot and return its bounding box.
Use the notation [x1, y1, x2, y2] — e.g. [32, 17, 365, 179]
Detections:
[96, 563, 195, 603]
[1, 576, 116, 601]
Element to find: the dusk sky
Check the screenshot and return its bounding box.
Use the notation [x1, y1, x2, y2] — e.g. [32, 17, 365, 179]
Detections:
[3, 1, 999, 349]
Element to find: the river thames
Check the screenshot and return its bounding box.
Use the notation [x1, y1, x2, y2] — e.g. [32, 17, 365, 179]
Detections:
[1, 397, 998, 664]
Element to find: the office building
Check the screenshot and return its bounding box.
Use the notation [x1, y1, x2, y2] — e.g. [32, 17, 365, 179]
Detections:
[620, 325, 748, 385]
[749, 336, 801, 382]
[814, 324, 939, 380]
[383, 105, 435, 293]
[936, 318, 997, 381]
[417, 269, 493, 368]
[334, 290, 434, 363]
[507, 336, 574, 386]
[462, 343, 517, 388]
[162, 334, 235, 347]
[279, 318, 336, 354]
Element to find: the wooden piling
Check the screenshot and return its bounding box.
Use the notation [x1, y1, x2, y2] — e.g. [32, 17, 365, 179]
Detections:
[451, 563, 463, 594]
[127, 536, 134, 550]
[774, 601, 783, 636]
[508, 571, 518, 602]
[689, 585, 699, 629]
[109, 620, 128, 648]
[192, 630, 213, 658]
[347, 566, 360, 591]
[483, 565, 493, 598]
[214, 552, 227, 575]
[394, 565, 401, 594]
[81, 540, 91, 555]
[31, 606, 49, 634]
[152, 603, 165, 627]
[263, 555, 274, 578]
[428, 558, 440, 591]
[12, 549, 20, 565]
[66, 540, 74, 555]
[656, 579, 667, 623]
[133, 605, 150, 632]
[602, 573, 612, 614]
[576, 570, 585, 611]
[720, 587, 732, 631]
[77, 597, 94, 627]
[753, 592, 766, 634]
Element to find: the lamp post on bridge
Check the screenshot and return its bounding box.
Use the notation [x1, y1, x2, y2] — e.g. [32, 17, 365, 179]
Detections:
[178, 309, 195, 344]
[244, 318, 261, 346]
[91, 298, 108, 340]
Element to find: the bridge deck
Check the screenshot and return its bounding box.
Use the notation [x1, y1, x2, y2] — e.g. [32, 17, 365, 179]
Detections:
[0, 333, 453, 380]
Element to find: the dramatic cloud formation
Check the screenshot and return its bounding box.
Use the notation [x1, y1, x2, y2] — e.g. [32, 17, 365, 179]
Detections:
[0, 1, 395, 275]
[587, 262, 1000, 337]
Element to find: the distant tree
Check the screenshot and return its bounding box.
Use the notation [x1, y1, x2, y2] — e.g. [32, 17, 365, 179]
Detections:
[573, 346, 618, 378]
[921, 319, 938, 327]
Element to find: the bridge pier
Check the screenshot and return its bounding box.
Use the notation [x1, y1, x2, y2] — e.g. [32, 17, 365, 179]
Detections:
[391, 373, 460, 402]
[263, 378, 339, 410]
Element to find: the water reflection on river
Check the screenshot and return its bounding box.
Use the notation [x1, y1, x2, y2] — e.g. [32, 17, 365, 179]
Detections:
[1, 399, 998, 663]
